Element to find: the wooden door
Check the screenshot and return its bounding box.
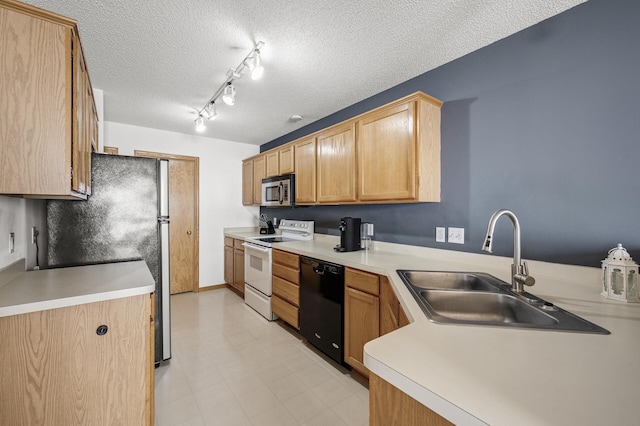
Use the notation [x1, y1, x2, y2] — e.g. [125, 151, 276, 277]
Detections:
[233, 247, 245, 295]
[252, 155, 265, 204]
[294, 137, 316, 203]
[344, 286, 379, 377]
[242, 160, 253, 205]
[265, 150, 279, 177]
[278, 144, 295, 174]
[135, 151, 199, 294]
[358, 101, 416, 201]
[0, 296, 150, 425]
[317, 122, 357, 203]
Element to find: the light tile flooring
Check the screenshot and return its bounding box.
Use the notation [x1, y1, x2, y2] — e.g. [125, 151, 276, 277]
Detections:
[154, 288, 369, 426]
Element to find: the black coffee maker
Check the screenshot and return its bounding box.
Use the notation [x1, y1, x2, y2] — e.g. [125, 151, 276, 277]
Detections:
[334, 217, 361, 252]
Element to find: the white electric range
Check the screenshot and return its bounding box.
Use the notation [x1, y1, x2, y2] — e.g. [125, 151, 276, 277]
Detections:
[242, 220, 314, 320]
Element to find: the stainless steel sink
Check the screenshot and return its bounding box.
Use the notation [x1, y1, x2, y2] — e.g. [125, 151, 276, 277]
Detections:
[397, 270, 610, 334]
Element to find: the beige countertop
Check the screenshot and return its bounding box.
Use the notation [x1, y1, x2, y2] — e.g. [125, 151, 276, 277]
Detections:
[0, 260, 155, 317]
[226, 228, 640, 425]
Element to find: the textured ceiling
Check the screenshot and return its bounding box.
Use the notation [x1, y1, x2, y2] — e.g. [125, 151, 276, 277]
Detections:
[22, 0, 586, 145]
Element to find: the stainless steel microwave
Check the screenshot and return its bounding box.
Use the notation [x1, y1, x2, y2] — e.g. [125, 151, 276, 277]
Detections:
[262, 174, 295, 207]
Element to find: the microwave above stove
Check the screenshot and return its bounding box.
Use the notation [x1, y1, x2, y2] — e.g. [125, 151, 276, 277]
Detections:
[262, 174, 295, 207]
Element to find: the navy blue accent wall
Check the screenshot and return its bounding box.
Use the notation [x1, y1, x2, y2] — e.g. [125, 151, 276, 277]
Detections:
[261, 0, 640, 267]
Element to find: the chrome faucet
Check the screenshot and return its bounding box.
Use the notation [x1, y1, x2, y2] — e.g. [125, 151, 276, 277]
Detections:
[482, 209, 535, 293]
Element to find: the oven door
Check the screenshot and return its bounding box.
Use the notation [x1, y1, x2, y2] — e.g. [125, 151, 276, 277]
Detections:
[243, 242, 273, 295]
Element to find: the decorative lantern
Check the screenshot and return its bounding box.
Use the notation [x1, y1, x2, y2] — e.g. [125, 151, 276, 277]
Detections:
[601, 244, 639, 302]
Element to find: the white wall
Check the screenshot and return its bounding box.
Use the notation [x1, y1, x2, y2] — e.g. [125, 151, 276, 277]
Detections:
[104, 122, 259, 288]
[0, 196, 46, 271]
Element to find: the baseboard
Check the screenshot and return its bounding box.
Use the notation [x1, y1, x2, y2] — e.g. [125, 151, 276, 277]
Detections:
[198, 283, 228, 292]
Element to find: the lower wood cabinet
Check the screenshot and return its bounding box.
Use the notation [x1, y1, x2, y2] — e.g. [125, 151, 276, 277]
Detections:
[0, 294, 153, 425]
[224, 237, 245, 295]
[271, 249, 300, 329]
[370, 373, 453, 426]
[344, 268, 409, 378]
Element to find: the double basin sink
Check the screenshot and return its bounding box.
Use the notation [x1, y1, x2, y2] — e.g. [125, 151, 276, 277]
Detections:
[397, 271, 609, 334]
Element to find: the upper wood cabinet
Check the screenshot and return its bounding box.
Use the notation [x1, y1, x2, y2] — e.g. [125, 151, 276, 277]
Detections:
[241, 91, 441, 206]
[265, 150, 279, 177]
[316, 122, 357, 203]
[278, 144, 295, 174]
[294, 137, 317, 204]
[0, 0, 97, 199]
[242, 159, 253, 205]
[252, 154, 265, 204]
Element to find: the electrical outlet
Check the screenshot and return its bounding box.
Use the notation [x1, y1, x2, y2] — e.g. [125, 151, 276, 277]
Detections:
[9, 232, 15, 253]
[435, 227, 446, 242]
[448, 227, 465, 244]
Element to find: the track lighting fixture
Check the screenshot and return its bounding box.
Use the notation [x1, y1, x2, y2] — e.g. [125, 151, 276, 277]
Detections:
[222, 83, 236, 106]
[193, 41, 265, 131]
[203, 101, 217, 120]
[194, 115, 206, 132]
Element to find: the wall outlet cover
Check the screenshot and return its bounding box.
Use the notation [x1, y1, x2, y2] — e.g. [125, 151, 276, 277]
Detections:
[448, 227, 465, 244]
[435, 227, 446, 242]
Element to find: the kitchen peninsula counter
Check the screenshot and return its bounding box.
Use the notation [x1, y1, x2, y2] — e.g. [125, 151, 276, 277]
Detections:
[0, 260, 155, 317]
[224, 228, 640, 425]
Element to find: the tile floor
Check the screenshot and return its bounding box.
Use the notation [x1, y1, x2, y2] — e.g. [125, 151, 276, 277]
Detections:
[154, 288, 370, 426]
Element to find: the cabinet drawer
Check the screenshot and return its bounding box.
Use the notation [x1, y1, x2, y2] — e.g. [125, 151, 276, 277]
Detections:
[346, 268, 380, 295]
[233, 238, 245, 250]
[224, 236, 234, 247]
[273, 249, 299, 269]
[272, 295, 299, 329]
[273, 276, 299, 306]
[272, 263, 299, 284]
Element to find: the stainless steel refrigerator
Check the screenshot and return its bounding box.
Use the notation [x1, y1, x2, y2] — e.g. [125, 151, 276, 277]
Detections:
[47, 153, 171, 364]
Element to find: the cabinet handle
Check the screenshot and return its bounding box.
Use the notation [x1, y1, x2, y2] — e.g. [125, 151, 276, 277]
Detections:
[96, 325, 108, 336]
[187, 230, 192, 235]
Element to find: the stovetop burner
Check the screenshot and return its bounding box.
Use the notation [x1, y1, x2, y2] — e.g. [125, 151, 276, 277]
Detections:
[246, 220, 315, 248]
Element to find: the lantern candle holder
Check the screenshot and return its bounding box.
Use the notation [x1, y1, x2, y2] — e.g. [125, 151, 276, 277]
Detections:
[601, 244, 639, 302]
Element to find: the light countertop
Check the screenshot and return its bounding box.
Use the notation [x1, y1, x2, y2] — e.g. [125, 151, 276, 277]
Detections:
[226, 228, 640, 425]
[0, 260, 155, 317]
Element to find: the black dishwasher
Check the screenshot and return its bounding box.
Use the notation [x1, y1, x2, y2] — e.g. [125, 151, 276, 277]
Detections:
[299, 256, 345, 365]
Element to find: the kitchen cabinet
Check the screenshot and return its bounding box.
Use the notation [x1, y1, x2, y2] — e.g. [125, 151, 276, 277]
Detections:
[358, 93, 441, 202]
[345, 267, 380, 377]
[252, 154, 266, 204]
[345, 268, 408, 378]
[0, 0, 97, 199]
[224, 237, 245, 295]
[271, 249, 300, 329]
[224, 237, 234, 285]
[316, 122, 357, 203]
[294, 137, 317, 204]
[265, 150, 279, 177]
[278, 143, 295, 174]
[0, 294, 153, 425]
[242, 159, 253, 205]
[370, 373, 452, 426]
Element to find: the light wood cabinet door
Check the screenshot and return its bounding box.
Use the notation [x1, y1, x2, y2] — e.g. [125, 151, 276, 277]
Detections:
[0, 2, 96, 199]
[233, 247, 245, 295]
[317, 123, 357, 203]
[224, 244, 234, 284]
[252, 155, 266, 204]
[0, 295, 151, 425]
[358, 101, 416, 201]
[265, 150, 279, 177]
[344, 286, 380, 377]
[242, 159, 253, 205]
[278, 144, 295, 174]
[294, 137, 317, 204]
[380, 276, 401, 336]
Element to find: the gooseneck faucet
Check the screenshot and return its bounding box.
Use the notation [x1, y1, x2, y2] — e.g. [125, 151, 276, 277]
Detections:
[482, 209, 535, 293]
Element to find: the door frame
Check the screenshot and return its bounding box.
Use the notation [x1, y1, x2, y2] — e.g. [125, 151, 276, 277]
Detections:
[134, 150, 200, 292]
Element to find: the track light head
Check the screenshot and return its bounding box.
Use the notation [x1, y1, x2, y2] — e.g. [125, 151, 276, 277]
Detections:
[203, 101, 217, 120]
[250, 50, 263, 80]
[194, 115, 206, 132]
[222, 83, 236, 106]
